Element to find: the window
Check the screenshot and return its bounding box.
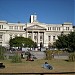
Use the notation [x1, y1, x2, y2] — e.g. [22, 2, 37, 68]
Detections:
[50, 27, 51, 30]
[66, 27, 69, 30]
[48, 36, 50, 41]
[0, 25, 3, 29]
[40, 35, 42, 41]
[0, 25, 1, 29]
[28, 35, 31, 38]
[34, 33, 37, 40]
[53, 27, 56, 30]
[40, 33, 43, 41]
[10, 35, 12, 39]
[9, 26, 13, 29]
[53, 36, 55, 41]
[53, 27, 54, 30]
[57, 27, 60, 31]
[54, 27, 56, 30]
[28, 33, 31, 39]
[0, 35, 2, 39]
[14, 26, 18, 30]
[19, 26, 23, 30]
[57, 27, 58, 30]
[48, 27, 49, 30]
[59, 27, 60, 30]
[2, 25, 3, 29]
[68, 27, 69, 30]
[34, 36, 37, 40]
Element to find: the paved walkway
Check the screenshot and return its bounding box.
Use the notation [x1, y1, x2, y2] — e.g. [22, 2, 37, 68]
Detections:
[4, 51, 69, 60]
[30, 51, 69, 59]
[30, 51, 46, 59]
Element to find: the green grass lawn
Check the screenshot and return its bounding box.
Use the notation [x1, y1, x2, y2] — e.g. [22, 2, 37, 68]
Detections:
[0, 59, 75, 74]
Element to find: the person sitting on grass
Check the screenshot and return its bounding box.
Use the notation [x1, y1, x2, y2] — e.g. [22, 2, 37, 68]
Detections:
[42, 62, 53, 70]
[0, 62, 5, 69]
[26, 52, 34, 61]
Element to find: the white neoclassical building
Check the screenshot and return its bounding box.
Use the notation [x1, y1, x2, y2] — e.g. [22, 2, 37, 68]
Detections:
[0, 14, 73, 48]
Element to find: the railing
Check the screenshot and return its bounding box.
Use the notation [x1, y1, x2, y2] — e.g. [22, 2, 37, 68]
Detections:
[0, 72, 75, 75]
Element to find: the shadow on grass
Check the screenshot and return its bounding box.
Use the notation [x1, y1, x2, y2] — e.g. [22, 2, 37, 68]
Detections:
[65, 59, 75, 62]
[65, 60, 69, 62]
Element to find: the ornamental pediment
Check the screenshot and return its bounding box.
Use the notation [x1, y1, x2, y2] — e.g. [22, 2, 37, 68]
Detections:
[26, 25, 46, 30]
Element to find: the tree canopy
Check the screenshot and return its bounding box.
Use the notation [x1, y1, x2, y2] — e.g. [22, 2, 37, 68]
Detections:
[9, 37, 34, 49]
[55, 31, 75, 52]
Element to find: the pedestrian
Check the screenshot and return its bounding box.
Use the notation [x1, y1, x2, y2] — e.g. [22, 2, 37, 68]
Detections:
[52, 53, 54, 58]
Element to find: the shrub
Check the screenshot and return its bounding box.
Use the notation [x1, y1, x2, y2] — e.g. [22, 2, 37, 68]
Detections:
[45, 50, 53, 60]
[0, 46, 6, 60]
[0, 55, 4, 60]
[69, 52, 75, 62]
[11, 53, 22, 63]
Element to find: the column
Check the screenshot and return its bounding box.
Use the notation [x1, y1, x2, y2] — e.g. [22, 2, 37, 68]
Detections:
[38, 31, 40, 47]
[25, 30, 27, 38]
[43, 32, 44, 47]
[44, 32, 48, 47]
[32, 31, 34, 41]
[51, 35, 53, 44]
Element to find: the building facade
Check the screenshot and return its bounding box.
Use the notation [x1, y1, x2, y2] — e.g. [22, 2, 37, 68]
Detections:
[0, 14, 73, 48]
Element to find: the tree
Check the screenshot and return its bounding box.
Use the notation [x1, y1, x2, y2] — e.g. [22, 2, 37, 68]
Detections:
[67, 31, 75, 52]
[11, 53, 22, 63]
[48, 43, 52, 50]
[9, 37, 34, 49]
[34, 42, 38, 49]
[55, 35, 68, 49]
[55, 31, 75, 52]
[25, 38, 34, 48]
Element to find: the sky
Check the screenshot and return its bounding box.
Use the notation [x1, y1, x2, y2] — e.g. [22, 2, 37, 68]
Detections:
[0, 0, 74, 25]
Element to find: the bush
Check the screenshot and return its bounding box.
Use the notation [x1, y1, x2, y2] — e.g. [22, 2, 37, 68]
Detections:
[0, 46, 6, 60]
[69, 52, 75, 62]
[0, 55, 4, 60]
[11, 53, 22, 63]
[45, 50, 54, 60]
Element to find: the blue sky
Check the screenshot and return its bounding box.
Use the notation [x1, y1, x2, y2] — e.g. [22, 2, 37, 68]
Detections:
[0, 0, 74, 25]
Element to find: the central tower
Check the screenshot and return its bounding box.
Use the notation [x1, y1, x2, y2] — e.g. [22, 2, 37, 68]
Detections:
[30, 14, 37, 23]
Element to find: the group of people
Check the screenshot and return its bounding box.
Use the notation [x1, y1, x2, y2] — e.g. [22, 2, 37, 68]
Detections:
[26, 52, 34, 61]
[21, 51, 53, 70]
